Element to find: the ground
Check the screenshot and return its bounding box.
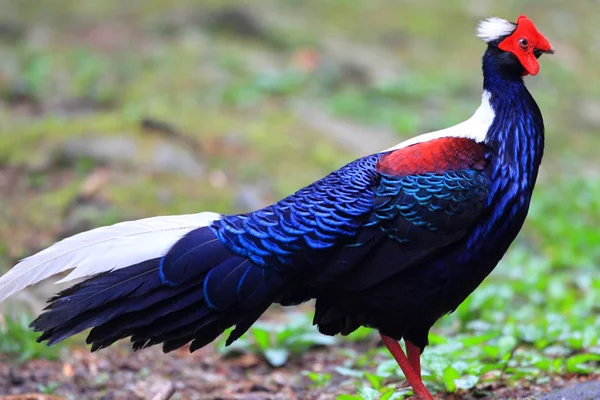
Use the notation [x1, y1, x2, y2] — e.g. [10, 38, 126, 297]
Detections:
[2, 344, 600, 400]
[0, 1, 599, 399]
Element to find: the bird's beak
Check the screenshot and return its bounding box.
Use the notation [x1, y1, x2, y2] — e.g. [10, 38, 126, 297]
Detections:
[540, 47, 556, 55]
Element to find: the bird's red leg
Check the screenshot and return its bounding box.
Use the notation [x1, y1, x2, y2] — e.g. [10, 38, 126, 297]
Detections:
[397, 340, 422, 388]
[406, 340, 422, 379]
[380, 333, 433, 400]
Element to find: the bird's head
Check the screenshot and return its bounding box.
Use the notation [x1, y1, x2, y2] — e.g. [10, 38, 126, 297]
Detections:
[477, 15, 554, 76]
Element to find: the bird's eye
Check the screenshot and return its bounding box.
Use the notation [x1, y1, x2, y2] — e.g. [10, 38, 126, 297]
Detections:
[518, 38, 529, 50]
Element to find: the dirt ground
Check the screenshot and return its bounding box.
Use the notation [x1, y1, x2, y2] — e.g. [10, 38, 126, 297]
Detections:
[1, 342, 598, 400]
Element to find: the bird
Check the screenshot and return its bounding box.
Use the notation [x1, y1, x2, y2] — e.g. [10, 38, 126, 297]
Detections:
[0, 15, 553, 400]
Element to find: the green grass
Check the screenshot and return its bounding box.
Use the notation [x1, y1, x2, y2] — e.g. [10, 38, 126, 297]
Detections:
[0, 1, 598, 398]
[0, 314, 66, 362]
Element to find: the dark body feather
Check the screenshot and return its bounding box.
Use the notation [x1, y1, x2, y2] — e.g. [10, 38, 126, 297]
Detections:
[315, 50, 545, 350]
[31, 46, 544, 355]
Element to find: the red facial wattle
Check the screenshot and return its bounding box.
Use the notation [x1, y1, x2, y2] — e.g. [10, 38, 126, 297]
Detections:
[498, 15, 553, 76]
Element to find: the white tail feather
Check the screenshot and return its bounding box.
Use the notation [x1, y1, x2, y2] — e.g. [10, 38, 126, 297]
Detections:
[0, 212, 221, 304]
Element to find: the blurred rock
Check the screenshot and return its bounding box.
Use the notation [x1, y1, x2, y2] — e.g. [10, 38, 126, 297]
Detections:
[43, 98, 114, 118]
[0, 20, 25, 42]
[57, 136, 205, 178]
[234, 183, 271, 212]
[198, 5, 288, 48]
[60, 136, 138, 167]
[203, 7, 268, 41]
[152, 142, 204, 178]
[538, 381, 600, 399]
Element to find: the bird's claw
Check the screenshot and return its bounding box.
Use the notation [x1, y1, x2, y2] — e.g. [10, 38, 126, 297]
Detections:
[396, 380, 411, 389]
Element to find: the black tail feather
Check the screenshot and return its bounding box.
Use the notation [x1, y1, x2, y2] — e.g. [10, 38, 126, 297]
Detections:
[31, 226, 294, 353]
[225, 302, 271, 346]
[33, 260, 163, 333]
[85, 284, 204, 344]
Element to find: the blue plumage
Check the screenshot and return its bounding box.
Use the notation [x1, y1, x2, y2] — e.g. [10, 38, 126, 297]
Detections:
[210, 155, 380, 270]
[159, 226, 227, 285]
[374, 170, 489, 232]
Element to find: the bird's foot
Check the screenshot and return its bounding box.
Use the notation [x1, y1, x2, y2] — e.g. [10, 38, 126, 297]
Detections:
[396, 380, 411, 389]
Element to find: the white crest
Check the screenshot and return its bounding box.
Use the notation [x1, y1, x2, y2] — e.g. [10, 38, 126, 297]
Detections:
[383, 91, 496, 152]
[476, 17, 516, 43]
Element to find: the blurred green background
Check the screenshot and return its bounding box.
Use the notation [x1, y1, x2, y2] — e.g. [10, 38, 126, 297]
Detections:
[0, 1, 599, 399]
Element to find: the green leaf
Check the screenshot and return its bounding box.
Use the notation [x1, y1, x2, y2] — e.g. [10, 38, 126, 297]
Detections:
[427, 333, 448, 345]
[345, 327, 374, 342]
[380, 392, 393, 400]
[336, 395, 362, 400]
[357, 387, 380, 400]
[461, 332, 498, 346]
[442, 366, 460, 392]
[364, 372, 384, 390]
[479, 363, 505, 374]
[251, 326, 271, 350]
[497, 336, 518, 359]
[303, 371, 332, 386]
[566, 353, 600, 374]
[380, 391, 406, 400]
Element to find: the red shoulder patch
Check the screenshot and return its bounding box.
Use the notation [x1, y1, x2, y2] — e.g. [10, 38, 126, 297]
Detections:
[377, 137, 489, 176]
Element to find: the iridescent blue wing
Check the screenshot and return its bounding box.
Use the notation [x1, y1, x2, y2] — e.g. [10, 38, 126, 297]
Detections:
[336, 168, 489, 290]
[333, 137, 491, 290]
[211, 137, 491, 292]
[211, 154, 380, 271]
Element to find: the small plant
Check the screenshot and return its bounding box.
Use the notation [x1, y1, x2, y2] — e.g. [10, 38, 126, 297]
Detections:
[217, 312, 336, 367]
[303, 371, 332, 388]
[337, 381, 409, 400]
[0, 313, 64, 362]
[37, 381, 61, 395]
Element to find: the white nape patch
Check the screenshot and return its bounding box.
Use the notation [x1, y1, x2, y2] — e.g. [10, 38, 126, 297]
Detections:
[476, 17, 516, 43]
[0, 212, 221, 303]
[383, 91, 495, 152]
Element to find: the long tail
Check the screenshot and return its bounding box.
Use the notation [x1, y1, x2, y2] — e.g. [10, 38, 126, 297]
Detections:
[0, 212, 285, 352]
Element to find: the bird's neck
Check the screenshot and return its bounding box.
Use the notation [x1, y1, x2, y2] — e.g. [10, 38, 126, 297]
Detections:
[456, 53, 546, 279]
[481, 51, 545, 194]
